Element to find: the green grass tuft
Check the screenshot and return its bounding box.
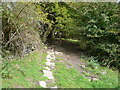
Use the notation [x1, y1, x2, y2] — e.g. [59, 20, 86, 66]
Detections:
[53, 61, 119, 88]
[2, 51, 47, 88]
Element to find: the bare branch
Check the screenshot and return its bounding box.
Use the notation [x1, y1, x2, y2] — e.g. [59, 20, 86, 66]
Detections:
[16, 2, 30, 19]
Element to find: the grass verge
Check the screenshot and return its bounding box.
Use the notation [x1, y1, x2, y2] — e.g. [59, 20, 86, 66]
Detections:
[53, 60, 119, 88]
[2, 51, 47, 88]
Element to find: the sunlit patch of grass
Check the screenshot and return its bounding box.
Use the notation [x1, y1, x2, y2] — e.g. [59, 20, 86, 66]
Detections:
[52, 62, 92, 88]
[81, 56, 119, 88]
[53, 61, 119, 88]
[2, 51, 47, 88]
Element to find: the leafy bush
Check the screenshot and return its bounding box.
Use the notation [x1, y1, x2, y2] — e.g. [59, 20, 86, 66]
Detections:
[78, 3, 119, 68]
[2, 3, 45, 56]
[60, 2, 119, 68]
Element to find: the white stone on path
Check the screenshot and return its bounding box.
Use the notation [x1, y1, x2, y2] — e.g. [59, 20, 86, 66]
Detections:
[46, 54, 55, 60]
[50, 86, 58, 88]
[50, 56, 55, 60]
[47, 51, 50, 54]
[47, 51, 54, 55]
[46, 61, 51, 66]
[43, 70, 54, 79]
[51, 54, 55, 58]
[55, 51, 63, 55]
[50, 62, 55, 67]
[39, 81, 47, 88]
[42, 50, 57, 88]
[92, 78, 99, 81]
[46, 62, 55, 67]
[43, 70, 52, 74]
[46, 54, 52, 59]
[45, 67, 50, 70]
[81, 64, 86, 68]
[46, 58, 51, 62]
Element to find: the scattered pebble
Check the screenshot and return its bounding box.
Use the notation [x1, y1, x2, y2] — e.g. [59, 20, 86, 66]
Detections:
[92, 78, 99, 81]
[81, 64, 86, 68]
[100, 70, 106, 74]
[46, 58, 51, 61]
[50, 62, 55, 67]
[43, 70, 54, 79]
[55, 51, 63, 54]
[46, 55, 52, 59]
[50, 86, 58, 88]
[46, 62, 55, 67]
[45, 67, 50, 70]
[39, 81, 47, 88]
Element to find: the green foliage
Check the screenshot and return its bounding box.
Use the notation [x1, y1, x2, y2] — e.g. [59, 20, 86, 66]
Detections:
[49, 2, 119, 68]
[2, 2, 119, 78]
[77, 3, 119, 68]
[2, 2, 46, 56]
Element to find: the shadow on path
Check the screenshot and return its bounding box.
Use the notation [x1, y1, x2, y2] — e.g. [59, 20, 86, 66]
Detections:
[47, 39, 86, 73]
[47, 39, 98, 78]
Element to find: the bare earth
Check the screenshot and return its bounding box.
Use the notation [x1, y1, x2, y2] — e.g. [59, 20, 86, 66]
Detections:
[48, 40, 98, 79]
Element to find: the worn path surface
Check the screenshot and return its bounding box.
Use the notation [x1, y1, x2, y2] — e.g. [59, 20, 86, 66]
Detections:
[39, 40, 100, 88]
[48, 40, 99, 79]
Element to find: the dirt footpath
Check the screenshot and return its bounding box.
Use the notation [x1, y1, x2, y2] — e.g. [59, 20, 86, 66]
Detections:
[48, 40, 98, 79]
